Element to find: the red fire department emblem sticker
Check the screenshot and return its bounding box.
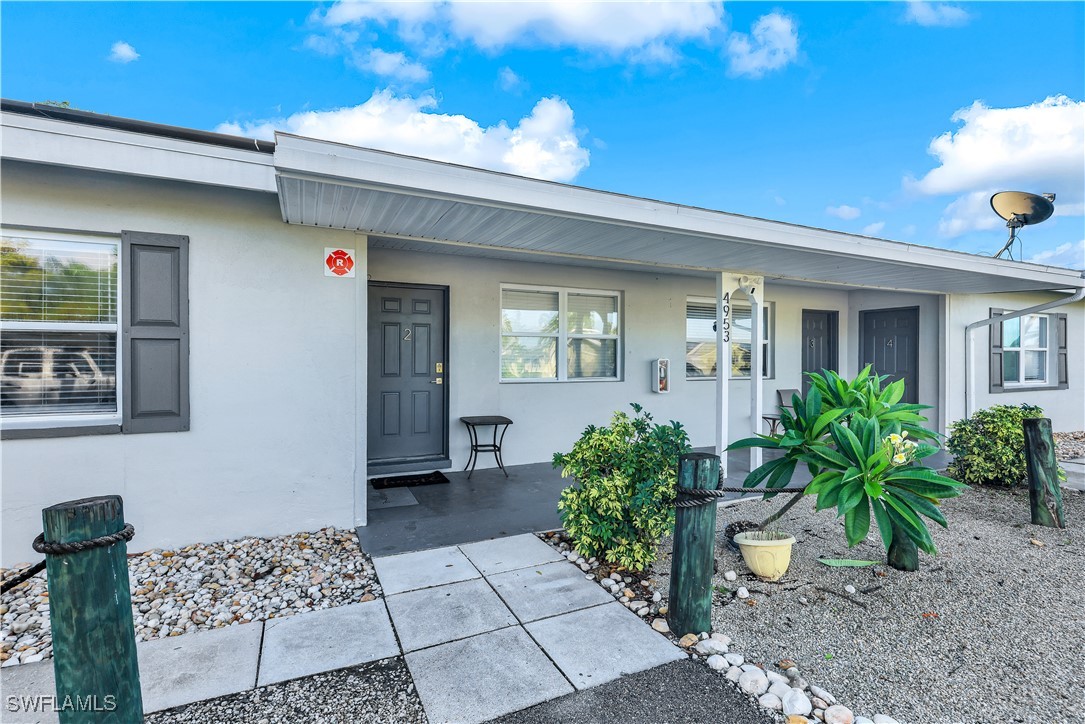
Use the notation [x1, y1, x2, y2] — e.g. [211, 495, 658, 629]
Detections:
[324, 248, 356, 277]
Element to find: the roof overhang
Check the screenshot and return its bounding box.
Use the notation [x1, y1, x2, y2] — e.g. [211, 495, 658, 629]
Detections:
[1, 108, 276, 193]
[273, 133, 1084, 295]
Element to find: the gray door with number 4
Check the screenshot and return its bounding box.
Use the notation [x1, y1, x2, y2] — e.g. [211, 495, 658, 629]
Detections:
[367, 285, 447, 464]
[859, 307, 919, 404]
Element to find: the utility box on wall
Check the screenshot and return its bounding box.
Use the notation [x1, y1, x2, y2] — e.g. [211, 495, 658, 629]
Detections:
[653, 359, 670, 393]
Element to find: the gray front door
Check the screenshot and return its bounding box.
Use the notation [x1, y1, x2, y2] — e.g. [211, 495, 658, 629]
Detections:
[367, 284, 448, 465]
[801, 310, 838, 395]
[859, 307, 919, 404]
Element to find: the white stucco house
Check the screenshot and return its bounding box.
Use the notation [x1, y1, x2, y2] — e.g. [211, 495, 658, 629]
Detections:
[2, 100, 1082, 565]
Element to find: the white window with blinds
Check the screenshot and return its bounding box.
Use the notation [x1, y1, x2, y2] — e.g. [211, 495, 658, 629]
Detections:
[0, 232, 121, 425]
[1002, 313, 1049, 385]
[686, 298, 774, 380]
[500, 285, 621, 382]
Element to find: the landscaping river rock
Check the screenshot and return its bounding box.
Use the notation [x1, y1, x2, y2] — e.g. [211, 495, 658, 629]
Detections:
[1, 527, 379, 667]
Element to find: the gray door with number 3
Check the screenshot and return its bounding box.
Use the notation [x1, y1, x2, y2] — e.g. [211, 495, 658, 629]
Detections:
[367, 285, 447, 464]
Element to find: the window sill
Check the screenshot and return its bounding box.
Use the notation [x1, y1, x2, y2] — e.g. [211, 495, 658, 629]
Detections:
[500, 377, 622, 384]
[687, 376, 778, 381]
[2, 424, 122, 440]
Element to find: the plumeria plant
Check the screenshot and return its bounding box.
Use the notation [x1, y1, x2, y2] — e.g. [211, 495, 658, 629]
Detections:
[729, 366, 967, 571]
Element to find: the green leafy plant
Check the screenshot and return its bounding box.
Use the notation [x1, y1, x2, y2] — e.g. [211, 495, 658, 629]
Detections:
[554, 403, 691, 572]
[729, 366, 967, 570]
[946, 404, 1045, 486]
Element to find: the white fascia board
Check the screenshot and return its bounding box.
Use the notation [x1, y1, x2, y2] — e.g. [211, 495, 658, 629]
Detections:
[274, 133, 1084, 291]
[1, 112, 276, 193]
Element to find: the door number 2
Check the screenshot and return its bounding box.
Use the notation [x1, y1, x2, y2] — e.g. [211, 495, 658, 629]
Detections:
[403, 328, 412, 341]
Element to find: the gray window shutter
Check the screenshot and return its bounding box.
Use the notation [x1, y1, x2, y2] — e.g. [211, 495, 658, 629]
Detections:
[121, 231, 190, 433]
[1055, 312, 1068, 389]
[988, 308, 1004, 394]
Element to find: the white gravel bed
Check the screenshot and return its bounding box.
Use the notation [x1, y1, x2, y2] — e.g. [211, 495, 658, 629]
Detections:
[1054, 430, 1084, 461]
[144, 656, 425, 723]
[1, 527, 379, 668]
[644, 486, 1085, 724]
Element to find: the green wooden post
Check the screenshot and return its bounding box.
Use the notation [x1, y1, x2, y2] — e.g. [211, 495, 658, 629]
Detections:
[667, 453, 719, 637]
[43, 496, 142, 722]
[1023, 417, 1065, 528]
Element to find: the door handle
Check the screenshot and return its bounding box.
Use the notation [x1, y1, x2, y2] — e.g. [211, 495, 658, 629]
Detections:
[430, 378, 443, 385]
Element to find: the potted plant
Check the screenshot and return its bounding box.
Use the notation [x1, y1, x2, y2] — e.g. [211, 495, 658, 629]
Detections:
[732, 529, 796, 581]
[729, 367, 966, 571]
[554, 403, 691, 572]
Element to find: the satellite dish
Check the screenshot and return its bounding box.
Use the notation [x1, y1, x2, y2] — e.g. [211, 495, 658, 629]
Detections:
[989, 191, 1055, 260]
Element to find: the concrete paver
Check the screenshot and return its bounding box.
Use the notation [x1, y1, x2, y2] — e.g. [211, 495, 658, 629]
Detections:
[0, 660, 59, 724]
[487, 560, 613, 623]
[525, 602, 687, 689]
[459, 533, 564, 575]
[386, 577, 518, 652]
[405, 625, 573, 724]
[257, 600, 399, 686]
[137, 622, 262, 713]
[372, 546, 480, 595]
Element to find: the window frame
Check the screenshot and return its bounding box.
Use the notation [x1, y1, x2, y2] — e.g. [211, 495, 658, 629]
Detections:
[1001, 312, 1050, 388]
[685, 296, 775, 381]
[0, 229, 123, 430]
[499, 283, 622, 383]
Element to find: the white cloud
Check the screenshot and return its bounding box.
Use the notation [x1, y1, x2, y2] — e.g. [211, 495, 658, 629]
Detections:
[498, 66, 524, 93]
[108, 41, 139, 64]
[862, 221, 886, 236]
[354, 48, 430, 82]
[903, 2, 970, 27]
[726, 12, 799, 78]
[907, 95, 1085, 237]
[217, 90, 589, 182]
[1028, 240, 1085, 270]
[826, 205, 861, 220]
[315, 1, 724, 63]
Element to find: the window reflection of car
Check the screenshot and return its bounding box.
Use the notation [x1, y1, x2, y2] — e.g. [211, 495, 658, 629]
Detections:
[0, 347, 116, 408]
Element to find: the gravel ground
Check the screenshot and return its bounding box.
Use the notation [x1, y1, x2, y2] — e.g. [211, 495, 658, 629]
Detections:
[144, 656, 426, 724]
[1054, 431, 1085, 460]
[492, 658, 773, 724]
[1, 527, 379, 668]
[647, 486, 1085, 724]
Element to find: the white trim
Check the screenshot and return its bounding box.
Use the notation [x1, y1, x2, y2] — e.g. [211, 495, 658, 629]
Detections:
[2, 112, 276, 193]
[1001, 312, 1052, 387]
[498, 283, 622, 383]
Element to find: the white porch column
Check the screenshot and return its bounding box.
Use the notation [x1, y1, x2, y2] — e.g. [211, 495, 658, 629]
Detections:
[354, 234, 369, 528]
[714, 272, 731, 479]
[739, 276, 765, 470]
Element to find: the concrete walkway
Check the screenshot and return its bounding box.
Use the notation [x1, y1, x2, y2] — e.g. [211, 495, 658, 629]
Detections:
[1, 534, 684, 724]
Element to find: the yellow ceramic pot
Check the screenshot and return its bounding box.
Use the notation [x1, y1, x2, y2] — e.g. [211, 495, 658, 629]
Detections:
[733, 531, 796, 582]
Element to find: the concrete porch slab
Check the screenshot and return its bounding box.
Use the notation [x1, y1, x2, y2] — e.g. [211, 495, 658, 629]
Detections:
[137, 622, 262, 713]
[459, 533, 565, 575]
[486, 561, 612, 623]
[257, 600, 399, 687]
[405, 626, 573, 724]
[386, 577, 518, 652]
[524, 602, 686, 690]
[0, 660, 59, 724]
[372, 546, 480, 595]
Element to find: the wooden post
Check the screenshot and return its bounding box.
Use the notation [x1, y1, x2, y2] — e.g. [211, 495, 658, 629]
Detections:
[667, 453, 719, 637]
[887, 520, 919, 572]
[1023, 417, 1065, 528]
[43, 496, 142, 722]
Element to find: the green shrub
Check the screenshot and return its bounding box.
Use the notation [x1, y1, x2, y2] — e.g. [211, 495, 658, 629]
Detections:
[946, 404, 1044, 486]
[554, 403, 691, 572]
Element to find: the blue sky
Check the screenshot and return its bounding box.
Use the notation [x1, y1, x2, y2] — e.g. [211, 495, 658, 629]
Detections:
[3, 1, 1083, 268]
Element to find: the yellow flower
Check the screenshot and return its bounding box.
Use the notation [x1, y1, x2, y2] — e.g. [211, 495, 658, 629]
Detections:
[893, 453, 907, 464]
[889, 433, 902, 444]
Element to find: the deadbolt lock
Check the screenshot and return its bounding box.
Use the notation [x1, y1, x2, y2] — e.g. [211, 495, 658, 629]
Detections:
[436, 362, 444, 373]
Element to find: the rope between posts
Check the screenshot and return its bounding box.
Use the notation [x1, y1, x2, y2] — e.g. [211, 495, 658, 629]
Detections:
[675, 485, 805, 508]
[1, 523, 136, 594]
